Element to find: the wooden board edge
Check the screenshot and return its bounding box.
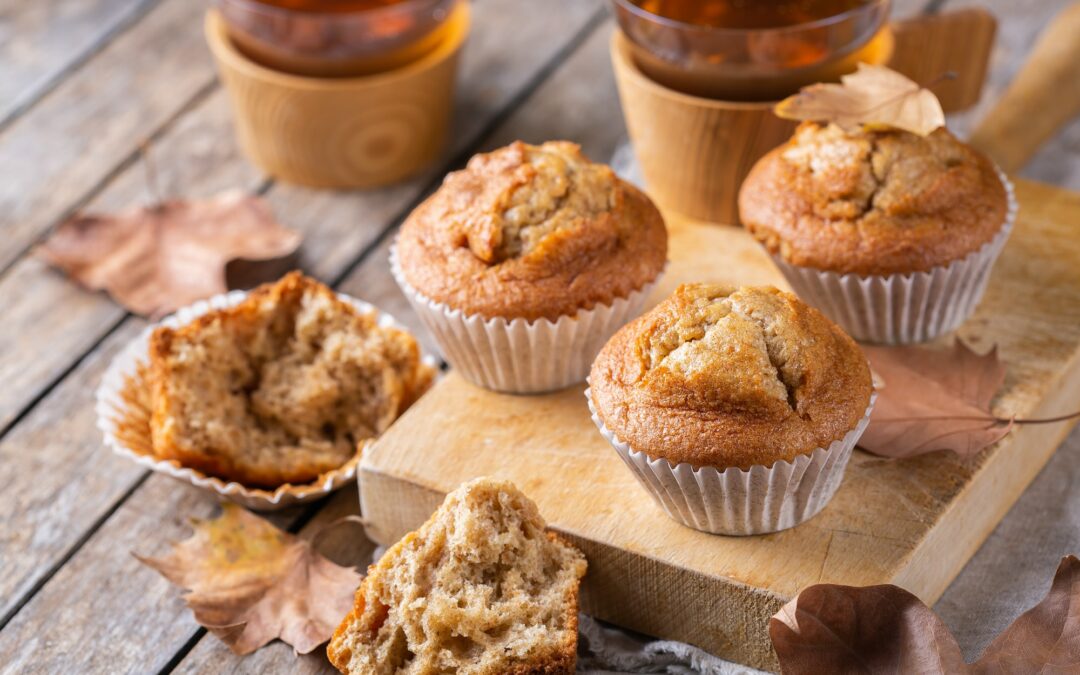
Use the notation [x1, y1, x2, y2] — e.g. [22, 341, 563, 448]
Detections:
[359, 462, 787, 672]
[890, 350, 1080, 600]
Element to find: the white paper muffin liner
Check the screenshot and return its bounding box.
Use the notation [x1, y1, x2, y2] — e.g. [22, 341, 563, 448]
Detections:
[770, 169, 1017, 344]
[390, 245, 662, 393]
[95, 289, 439, 511]
[587, 389, 876, 535]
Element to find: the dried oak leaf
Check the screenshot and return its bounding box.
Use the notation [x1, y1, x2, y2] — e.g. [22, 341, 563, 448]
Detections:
[860, 339, 1011, 459]
[771, 556, 1080, 675]
[775, 63, 945, 136]
[38, 191, 301, 318]
[135, 503, 362, 655]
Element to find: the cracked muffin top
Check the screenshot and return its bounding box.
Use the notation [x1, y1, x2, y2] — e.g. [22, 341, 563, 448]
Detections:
[396, 141, 668, 321]
[589, 284, 872, 469]
[738, 122, 1008, 276]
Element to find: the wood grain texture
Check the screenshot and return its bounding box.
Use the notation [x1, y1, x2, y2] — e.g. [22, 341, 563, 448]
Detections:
[0, 0, 219, 273]
[0, 0, 162, 128]
[360, 179, 1080, 671]
[888, 7, 996, 113]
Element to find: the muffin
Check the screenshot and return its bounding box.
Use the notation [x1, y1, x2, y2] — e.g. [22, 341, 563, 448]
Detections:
[148, 272, 434, 488]
[393, 140, 667, 393]
[588, 284, 874, 535]
[328, 477, 587, 674]
[739, 122, 1016, 344]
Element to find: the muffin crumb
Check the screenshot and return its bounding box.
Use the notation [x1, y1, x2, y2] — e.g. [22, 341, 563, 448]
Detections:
[328, 477, 586, 675]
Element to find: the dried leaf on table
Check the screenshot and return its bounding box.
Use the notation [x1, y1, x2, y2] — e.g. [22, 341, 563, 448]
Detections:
[769, 584, 968, 675]
[771, 555, 1080, 675]
[860, 339, 1011, 459]
[971, 555, 1080, 673]
[38, 190, 301, 318]
[774, 63, 946, 136]
[135, 503, 362, 655]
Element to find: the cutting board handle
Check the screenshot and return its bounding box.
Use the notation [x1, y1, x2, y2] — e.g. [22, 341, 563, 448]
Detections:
[969, 2, 1080, 172]
[888, 7, 997, 114]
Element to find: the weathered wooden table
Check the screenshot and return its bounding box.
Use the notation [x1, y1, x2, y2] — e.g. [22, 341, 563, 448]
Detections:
[2, 1, 1078, 673]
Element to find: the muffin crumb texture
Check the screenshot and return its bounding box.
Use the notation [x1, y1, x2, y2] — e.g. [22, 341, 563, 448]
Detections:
[328, 477, 586, 675]
[148, 272, 433, 488]
[396, 140, 667, 321]
[590, 284, 872, 469]
[739, 122, 1008, 275]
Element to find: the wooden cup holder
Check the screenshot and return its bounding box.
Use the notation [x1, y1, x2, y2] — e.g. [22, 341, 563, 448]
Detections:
[205, 2, 469, 189]
[612, 8, 997, 225]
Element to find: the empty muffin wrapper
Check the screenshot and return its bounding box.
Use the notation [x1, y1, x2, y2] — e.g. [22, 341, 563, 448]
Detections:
[771, 169, 1017, 344]
[95, 289, 439, 511]
[586, 389, 876, 535]
[391, 245, 661, 394]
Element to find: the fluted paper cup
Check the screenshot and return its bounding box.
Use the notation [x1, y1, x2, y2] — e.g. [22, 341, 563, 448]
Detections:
[587, 389, 875, 535]
[95, 289, 438, 511]
[770, 170, 1016, 345]
[391, 246, 662, 394]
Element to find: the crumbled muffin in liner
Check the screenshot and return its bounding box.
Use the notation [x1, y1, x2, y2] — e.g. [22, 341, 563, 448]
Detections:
[391, 245, 662, 394]
[587, 388, 875, 535]
[95, 290, 438, 511]
[770, 170, 1017, 344]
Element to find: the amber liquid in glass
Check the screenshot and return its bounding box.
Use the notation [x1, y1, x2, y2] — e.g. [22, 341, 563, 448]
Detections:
[632, 0, 870, 30]
[622, 0, 889, 100]
[250, 0, 411, 13]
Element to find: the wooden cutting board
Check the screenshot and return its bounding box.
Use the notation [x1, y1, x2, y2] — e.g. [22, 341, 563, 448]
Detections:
[358, 178, 1080, 672]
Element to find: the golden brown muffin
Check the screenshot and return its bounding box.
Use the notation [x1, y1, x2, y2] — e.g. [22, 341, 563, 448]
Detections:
[589, 284, 872, 470]
[328, 477, 587, 675]
[148, 272, 434, 488]
[396, 140, 668, 322]
[739, 122, 1008, 276]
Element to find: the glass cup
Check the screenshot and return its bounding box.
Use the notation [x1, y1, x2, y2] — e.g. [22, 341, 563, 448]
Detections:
[611, 0, 892, 101]
[218, 0, 458, 77]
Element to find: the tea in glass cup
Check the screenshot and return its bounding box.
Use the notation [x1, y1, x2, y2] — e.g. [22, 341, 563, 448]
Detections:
[612, 0, 892, 100]
[219, 0, 458, 77]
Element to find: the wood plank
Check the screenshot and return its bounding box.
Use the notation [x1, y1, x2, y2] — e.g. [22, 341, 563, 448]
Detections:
[0, 1, 608, 668]
[944, 0, 1080, 190]
[0, 0, 218, 274]
[360, 179, 1080, 671]
[0, 0, 162, 128]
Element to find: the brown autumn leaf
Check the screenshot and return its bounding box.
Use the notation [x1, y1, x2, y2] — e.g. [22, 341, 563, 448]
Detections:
[860, 340, 1011, 459]
[769, 584, 968, 674]
[135, 503, 362, 655]
[38, 190, 301, 318]
[972, 555, 1080, 673]
[775, 63, 946, 136]
[771, 555, 1080, 675]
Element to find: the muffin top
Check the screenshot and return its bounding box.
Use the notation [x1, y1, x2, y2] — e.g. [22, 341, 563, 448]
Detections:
[396, 141, 668, 321]
[589, 284, 872, 470]
[738, 122, 1009, 276]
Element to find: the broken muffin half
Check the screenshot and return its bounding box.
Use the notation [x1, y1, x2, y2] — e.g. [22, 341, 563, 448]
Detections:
[148, 271, 433, 487]
[328, 477, 587, 675]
